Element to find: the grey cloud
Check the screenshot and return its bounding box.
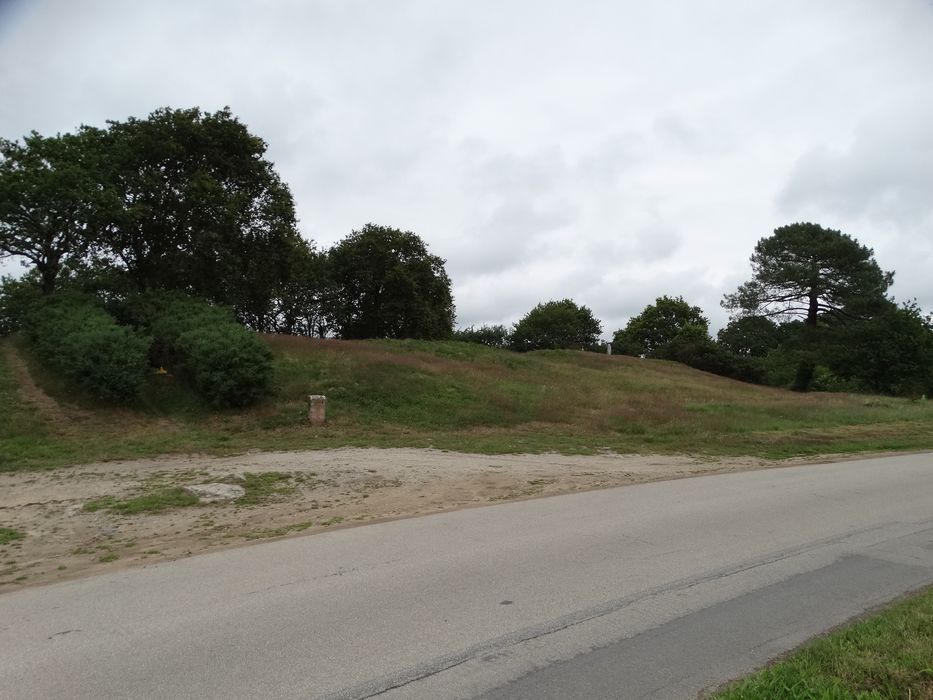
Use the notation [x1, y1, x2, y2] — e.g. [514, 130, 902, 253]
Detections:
[447, 198, 580, 278]
[631, 225, 682, 263]
[3, 0, 933, 329]
[779, 112, 933, 227]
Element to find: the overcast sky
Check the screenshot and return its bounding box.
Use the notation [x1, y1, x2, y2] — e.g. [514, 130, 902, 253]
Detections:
[2, 0, 932, 336]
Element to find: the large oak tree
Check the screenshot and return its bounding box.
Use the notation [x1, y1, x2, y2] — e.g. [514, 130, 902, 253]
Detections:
[97, 107, 305, 328]
[0, 129, 109, 294]
[1, 107, 310, 329]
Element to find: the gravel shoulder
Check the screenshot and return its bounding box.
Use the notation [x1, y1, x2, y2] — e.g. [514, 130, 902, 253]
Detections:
[0, 447, 862, 591]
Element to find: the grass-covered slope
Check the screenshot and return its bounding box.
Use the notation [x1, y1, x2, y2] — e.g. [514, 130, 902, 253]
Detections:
[2, 334, 932, 472]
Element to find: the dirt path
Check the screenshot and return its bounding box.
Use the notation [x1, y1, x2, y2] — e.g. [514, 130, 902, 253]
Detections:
[0, 447, 845, 591]
[2, 342, 88, 426]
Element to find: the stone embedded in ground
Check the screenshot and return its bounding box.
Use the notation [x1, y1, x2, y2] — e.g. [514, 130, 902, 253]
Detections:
[183, 483, 246, 503]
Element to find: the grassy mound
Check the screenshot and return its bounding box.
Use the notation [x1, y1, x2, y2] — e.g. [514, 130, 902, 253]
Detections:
[2, 334, 932, 471]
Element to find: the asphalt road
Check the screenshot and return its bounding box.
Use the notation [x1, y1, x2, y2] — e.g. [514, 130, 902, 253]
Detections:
[1, 454, 932, 699]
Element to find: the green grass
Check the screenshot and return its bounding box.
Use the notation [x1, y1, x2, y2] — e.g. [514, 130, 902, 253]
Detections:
[2, 334, 932, 471]
[83, 487, 199, 514]
[0, 342, 67, 472]
[713, 586, 933, 699]
[232, 472, 297, 505]
[0, 527, 25, 545]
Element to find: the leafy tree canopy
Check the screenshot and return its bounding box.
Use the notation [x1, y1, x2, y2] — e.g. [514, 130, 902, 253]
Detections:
[0, 129, 109, 293]
[328, 223, 455, 340]
[821, 300, 933, 396]
[716, 315, 781, 357]
[96, 106, 305, 328]
[0, 107, 311, 329]
[509, 299, 602, 352]
[0, 271, 44, 335]
[723, 222, 893, 326]
[613, 295, 709, 357]
[274, 240, 332, 338]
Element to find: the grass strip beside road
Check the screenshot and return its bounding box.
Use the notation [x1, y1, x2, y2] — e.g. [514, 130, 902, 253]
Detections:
[712, 585, 933, 699]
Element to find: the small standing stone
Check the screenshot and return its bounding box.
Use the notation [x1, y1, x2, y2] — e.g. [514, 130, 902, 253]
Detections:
[308, 395, 327, 425]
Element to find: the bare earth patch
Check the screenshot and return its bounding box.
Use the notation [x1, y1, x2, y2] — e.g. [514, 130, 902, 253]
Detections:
[0, 447, 853, 591]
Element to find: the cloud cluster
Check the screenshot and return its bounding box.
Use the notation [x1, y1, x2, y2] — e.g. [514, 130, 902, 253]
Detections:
[2, 0, 932, 335]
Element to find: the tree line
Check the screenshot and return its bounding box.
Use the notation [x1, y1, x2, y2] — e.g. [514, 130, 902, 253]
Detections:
[0, 107, 453, 340]
[2, 107, 931, 398]
[461, 223, 933, 396]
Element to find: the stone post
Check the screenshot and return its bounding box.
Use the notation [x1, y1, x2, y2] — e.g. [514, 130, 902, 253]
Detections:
[308, 395, 327, 425]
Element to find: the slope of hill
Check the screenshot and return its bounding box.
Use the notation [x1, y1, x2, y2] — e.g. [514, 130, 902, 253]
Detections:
[2, 334, 932, 472]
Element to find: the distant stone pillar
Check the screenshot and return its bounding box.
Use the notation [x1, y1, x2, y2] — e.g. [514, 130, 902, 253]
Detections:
[606, 342, 612, 356]
[308, 395, 327, 425]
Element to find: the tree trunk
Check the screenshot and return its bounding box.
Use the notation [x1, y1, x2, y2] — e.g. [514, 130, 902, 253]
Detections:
[38, 262, 58, 295]
[806, 289, 819, 326]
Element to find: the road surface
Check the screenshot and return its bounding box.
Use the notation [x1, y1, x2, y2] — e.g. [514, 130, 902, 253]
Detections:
[1, 453, 932, 699]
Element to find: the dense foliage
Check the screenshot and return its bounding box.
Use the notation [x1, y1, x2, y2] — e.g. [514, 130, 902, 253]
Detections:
[719, 224, 931, 394]
[510, 299, 602, 352]
[1, 107, 458, 348]
[716, 316, 782, 358]
[2, 106, 930, 399]
[451, 324, 510, 349]
[29, 295, 150, 401]
[819, 301, 933, 396]
[327, 224, 454, 340]
[0, 272, 43, 336]
[613, 296, 709, 357]
[140, 295, 274, 407]
[96, 108, 306, 329]
[0, 108, 308, 328]
[0, 130, 109, 294]
[723, 222, 892, 326]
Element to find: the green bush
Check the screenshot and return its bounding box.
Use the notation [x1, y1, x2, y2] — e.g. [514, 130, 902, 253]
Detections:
[510, 299, 602, 352]
[663, 336, 766, 384]
[131, 293, 273, 407]
[177, 324, 273, 407]
[0, 274, 44, 336]
[452, 324, 510, 349]
[30, 295, 150, 401]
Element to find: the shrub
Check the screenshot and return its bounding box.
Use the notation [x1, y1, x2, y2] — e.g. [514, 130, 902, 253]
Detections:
[452, 324, 510, 349]
[145, 294, 238, 367]
[0, 274, 44, 336]
[131, 293, 273, 407]
[177, 325, 273, 407]
[30, 295, 150, 401]
[660, 333, 766, 384]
